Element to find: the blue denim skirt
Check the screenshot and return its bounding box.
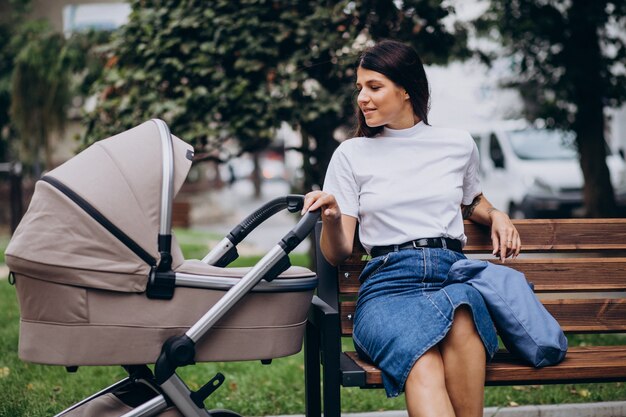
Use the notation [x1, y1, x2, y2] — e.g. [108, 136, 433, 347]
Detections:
[353, 248, 498, 397]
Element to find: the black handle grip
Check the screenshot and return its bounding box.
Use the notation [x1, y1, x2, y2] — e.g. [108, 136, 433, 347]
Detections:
[280, 209, 321, 253]
[228, 195, 304, 245]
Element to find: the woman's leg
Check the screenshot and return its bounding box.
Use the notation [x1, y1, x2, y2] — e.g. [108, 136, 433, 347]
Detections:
[404, 346, 456, 417]
[439, 306, 487, 417]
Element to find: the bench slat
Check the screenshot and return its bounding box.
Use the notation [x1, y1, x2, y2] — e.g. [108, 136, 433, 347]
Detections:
[339, 299, 626, 335]
[346, 220, 626, 256]
[338, 258, 626, 294]
[464, 219, 626, 252]
[344, 346, 626, 386]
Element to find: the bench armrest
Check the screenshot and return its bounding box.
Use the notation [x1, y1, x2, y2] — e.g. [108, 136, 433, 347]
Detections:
[308, 295, 339, 327]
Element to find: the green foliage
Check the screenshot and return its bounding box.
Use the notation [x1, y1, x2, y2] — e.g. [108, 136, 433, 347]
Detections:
[0, 0, 32, 163]
[84, 0, 300, 157]
[85, 0, 470, 188]
[0, 0, 111, 175]
[10, 21, 73, 174]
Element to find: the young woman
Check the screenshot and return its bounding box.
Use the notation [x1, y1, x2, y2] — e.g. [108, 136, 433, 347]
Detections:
[301, 40, 521, 417]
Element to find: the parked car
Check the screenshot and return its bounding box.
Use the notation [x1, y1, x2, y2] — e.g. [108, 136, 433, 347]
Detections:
[470, 124, 626, 218]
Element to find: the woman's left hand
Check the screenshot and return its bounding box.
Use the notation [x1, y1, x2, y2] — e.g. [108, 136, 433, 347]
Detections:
[490, 210, 521, 261]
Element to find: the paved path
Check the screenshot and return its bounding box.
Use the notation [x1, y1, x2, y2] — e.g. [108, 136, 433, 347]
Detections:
[264, 401, 626, 417]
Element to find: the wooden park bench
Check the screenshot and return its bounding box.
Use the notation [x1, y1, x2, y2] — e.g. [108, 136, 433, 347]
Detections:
[304, 219, 626, 417]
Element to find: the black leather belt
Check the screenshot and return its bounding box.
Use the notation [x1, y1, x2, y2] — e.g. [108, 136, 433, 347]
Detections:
[371, 237, 462, 258]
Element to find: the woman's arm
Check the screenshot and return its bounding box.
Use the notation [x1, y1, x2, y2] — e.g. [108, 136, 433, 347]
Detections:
[462, 193, 521, 262]
[301, 191, 357, 266]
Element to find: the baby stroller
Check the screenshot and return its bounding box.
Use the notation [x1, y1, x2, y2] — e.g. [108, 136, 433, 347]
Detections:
[5, 119, 320, 417]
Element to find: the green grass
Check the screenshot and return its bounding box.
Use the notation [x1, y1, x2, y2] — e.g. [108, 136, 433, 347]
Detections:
[173, 227, 223, 260]
[0, 234, 7, 264]
[1, 231, 625, 415]
[172, 228, 310, 268]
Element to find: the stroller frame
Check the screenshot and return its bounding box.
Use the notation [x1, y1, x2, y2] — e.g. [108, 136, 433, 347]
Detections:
[47, 119, 320, 417]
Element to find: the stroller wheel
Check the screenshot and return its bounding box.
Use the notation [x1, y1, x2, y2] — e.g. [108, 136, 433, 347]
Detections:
[208, 410, 243, 417]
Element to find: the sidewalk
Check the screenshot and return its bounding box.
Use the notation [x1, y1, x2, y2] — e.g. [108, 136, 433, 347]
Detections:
[266, 401, 626, 417]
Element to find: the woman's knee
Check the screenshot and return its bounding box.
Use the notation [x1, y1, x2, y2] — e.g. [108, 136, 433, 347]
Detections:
[406, 346, 447, 389]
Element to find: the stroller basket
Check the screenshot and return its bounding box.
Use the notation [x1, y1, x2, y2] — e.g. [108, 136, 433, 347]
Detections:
[5, 120, 319, 417]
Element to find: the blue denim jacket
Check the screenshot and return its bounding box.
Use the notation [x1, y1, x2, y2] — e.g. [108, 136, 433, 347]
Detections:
[447, 259, 567, 367]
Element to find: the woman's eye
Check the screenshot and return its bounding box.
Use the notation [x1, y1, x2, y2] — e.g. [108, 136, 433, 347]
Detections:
[370, 86, 380, 90]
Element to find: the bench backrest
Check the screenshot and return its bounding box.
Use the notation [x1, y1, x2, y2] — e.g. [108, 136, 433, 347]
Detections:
[314, 219, 626, 337]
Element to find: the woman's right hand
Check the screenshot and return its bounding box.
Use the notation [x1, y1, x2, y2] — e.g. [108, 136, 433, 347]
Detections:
[301, 190, 342, 223]
[302, 190, 356, 265]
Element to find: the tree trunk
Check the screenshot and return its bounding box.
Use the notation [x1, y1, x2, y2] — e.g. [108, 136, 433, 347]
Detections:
[301, 116, 340, 190]
[252, 151, 262, 199]
[569, 0, 618, 217]
[300, 116, 341, 270]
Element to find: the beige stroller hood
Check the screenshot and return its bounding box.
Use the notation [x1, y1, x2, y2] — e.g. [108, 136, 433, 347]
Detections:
[6, 120, 193, 292]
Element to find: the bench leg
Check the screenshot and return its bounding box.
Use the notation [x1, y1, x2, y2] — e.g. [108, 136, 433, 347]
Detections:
[322, 352, 341, 417]
[321, 316, 341, 417]
[305, 320, 322, 417]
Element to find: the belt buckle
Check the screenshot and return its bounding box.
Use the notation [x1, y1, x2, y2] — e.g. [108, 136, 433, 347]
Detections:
[413, 238, 428, 248]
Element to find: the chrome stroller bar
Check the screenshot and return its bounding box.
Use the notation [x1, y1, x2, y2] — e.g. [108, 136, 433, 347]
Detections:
[152, 118, 174, 237]
[120, 395, 169, 417]
[148, 118, 182, 299]
[174, 271, 317, 292]
[201, 237, 235, 265]
[161, 374, 212, 417]
[187, 244, 287, 342]
[54, 377, 134, 417]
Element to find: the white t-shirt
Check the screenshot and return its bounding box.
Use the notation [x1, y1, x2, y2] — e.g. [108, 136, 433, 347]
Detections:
[323, 121, 481, 253]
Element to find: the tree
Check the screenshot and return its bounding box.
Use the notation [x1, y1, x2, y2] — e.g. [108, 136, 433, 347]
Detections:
[7, 18, 106, 178]
[1, 0, 32, 232]
[279, 0, 471, 191]
[10, 22, 75, 177]
[84, 0, 296, 156]
[0, 0, 31, 163]
[474, 0, 626, 217]
[0, 0, 109, 230]
[85, 0, 470, 192]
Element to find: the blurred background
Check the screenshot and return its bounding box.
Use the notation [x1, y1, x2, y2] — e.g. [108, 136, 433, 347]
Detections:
[1, 0, 626, 253]
[1, 2, 626, 416]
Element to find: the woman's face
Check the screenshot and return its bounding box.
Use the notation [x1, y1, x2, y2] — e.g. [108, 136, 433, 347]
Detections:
[356, 67, 415, 130]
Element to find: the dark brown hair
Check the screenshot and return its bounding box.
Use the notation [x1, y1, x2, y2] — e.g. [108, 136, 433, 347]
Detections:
[354, 40, 430, 137]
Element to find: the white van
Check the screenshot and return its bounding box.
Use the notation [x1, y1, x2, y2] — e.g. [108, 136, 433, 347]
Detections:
[470, 123, 626, 218]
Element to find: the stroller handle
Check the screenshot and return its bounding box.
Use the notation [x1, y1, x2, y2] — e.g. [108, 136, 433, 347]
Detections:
[202, 195, 305, 266]
[279, 209, 321, 253]
[230, 194, 304, 244]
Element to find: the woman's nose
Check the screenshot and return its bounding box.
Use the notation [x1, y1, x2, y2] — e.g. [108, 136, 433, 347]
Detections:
[357, 89, 369, 105]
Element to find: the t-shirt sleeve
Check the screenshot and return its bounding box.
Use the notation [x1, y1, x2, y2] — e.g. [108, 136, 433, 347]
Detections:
[322, 146, 359, 218]
[462, 136, 482, 205]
